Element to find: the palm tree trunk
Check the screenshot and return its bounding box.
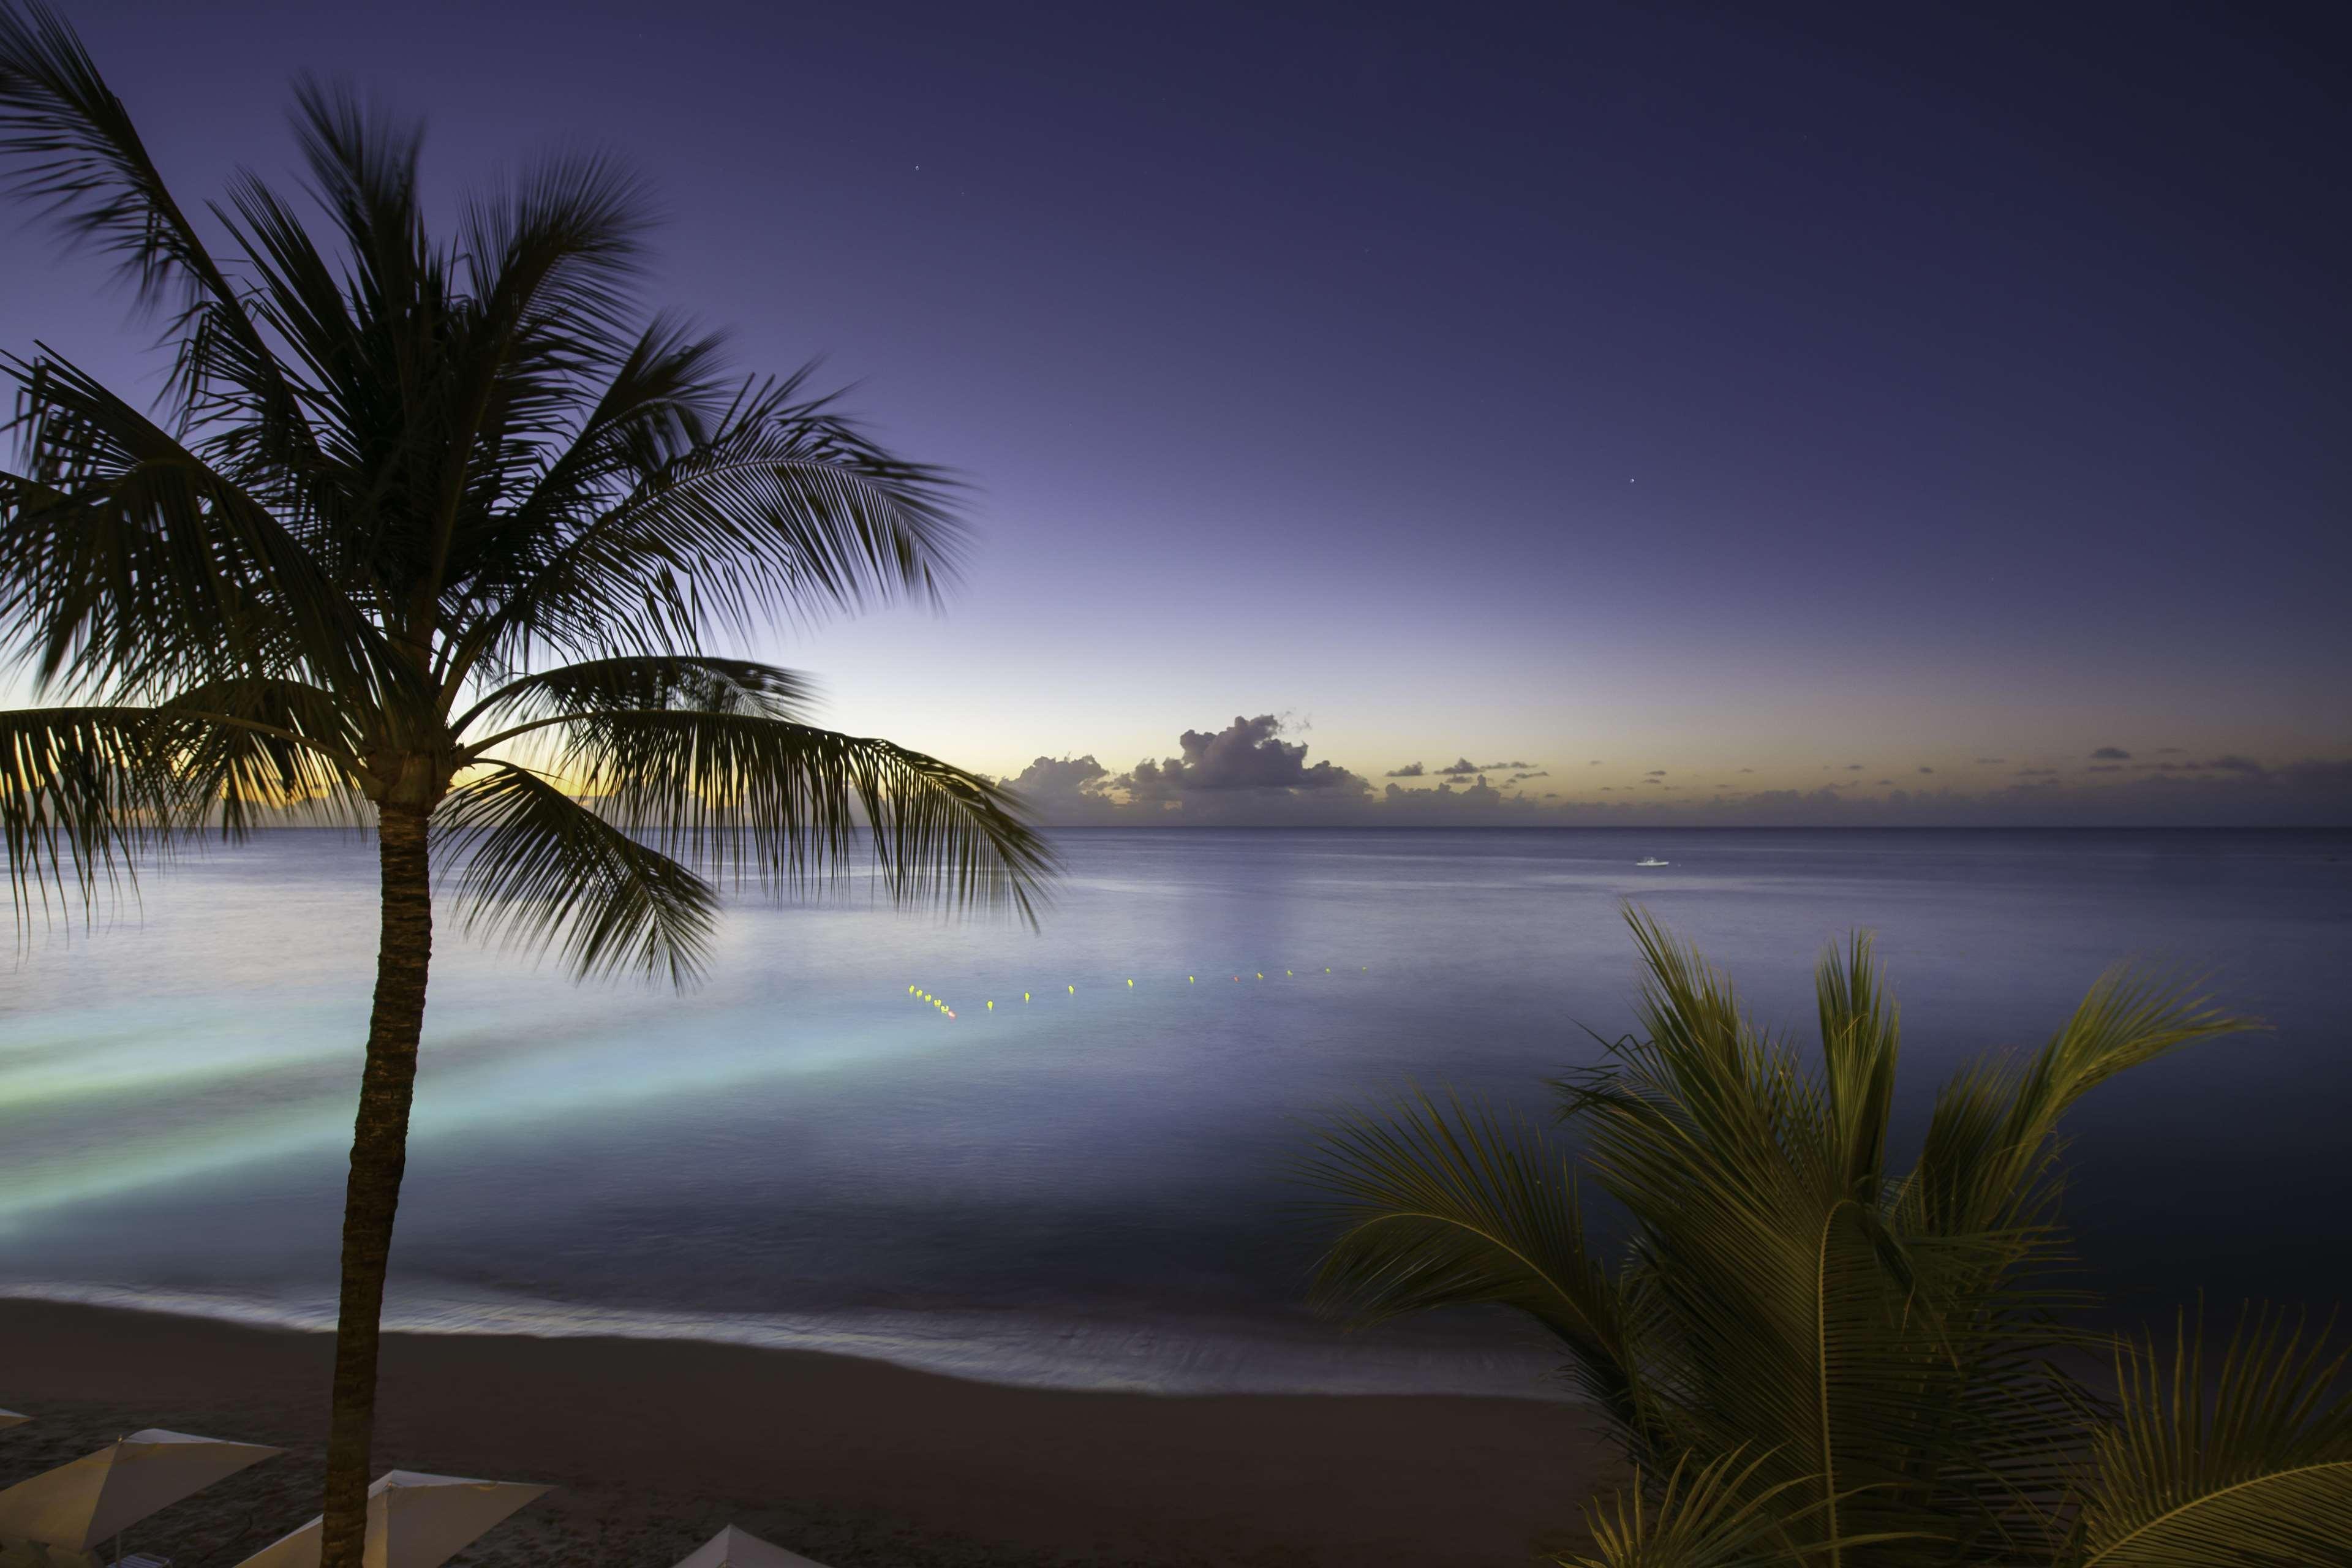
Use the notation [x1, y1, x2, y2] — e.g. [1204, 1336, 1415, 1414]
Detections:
[320, 801, 434, 1568]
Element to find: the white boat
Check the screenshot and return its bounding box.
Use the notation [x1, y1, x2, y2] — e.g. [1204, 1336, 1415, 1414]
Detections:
[1635, 857, 1670, 867]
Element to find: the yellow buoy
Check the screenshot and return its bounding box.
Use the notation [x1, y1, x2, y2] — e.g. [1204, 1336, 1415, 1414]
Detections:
[987, 1000, 993, 1011]
[1286, 970, 1292, 976]
[1023, 992, 1030, 1002]
[1189, 976, 1195, 983]
[1067, 984, 1076, 993]
[1256, 972, 1264, 979]
[1126, 978, 1134, 987]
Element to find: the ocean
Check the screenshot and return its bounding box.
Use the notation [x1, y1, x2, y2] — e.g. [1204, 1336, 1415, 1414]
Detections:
[3, 827, 2347, 1397]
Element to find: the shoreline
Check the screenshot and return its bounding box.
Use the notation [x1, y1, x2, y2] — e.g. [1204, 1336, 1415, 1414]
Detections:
[0, 1299, 1614, 1566]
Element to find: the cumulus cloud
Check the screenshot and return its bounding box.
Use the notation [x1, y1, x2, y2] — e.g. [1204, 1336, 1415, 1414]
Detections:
[2092, 747, 2132, 761]
[1506, 771, 1550, 784]
[1384, 761, 1425, 777]
[1438, 756, 1533, 775]
[1123, 715, 1369, 805]
[1000, 755, 1121, 823]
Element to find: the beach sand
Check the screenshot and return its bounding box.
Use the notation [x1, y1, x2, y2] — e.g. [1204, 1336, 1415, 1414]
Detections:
[0, 1300, 1614, 1567]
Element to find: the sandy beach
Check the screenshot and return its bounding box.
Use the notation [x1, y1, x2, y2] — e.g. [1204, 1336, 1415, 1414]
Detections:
[0, 1300, 1612, 1567]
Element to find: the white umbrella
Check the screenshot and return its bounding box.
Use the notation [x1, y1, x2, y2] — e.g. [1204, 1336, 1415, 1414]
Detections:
[0, 1428, 282, 1551]
[671, 1525, 832, 1568]
[232, 1469, 548, 1568]
[0, 1412, 28, 1431]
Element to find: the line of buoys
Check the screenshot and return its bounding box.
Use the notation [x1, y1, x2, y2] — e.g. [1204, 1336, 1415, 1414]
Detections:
[904, 966, 1373, 1017]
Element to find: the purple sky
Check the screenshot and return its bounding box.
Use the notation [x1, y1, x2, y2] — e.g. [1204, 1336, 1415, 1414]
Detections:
[4, 1, 2346, 824]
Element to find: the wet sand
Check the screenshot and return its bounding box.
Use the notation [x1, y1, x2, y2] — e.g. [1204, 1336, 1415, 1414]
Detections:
[0, 1300, 1613, 1566]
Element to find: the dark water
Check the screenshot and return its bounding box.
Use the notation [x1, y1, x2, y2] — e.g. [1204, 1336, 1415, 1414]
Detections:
[3, 828, 2347, 1394]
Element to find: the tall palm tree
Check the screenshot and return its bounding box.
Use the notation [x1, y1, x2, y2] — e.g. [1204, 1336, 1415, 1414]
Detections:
[0, 7, 1050, 1565]
[1305, 911, 2352, 1565]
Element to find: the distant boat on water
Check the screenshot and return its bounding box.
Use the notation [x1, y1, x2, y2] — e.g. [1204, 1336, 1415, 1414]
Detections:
[1636, 856, 1670, 867]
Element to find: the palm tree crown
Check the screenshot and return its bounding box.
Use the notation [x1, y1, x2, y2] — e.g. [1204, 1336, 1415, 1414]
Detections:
[0, 11, 1046, 951]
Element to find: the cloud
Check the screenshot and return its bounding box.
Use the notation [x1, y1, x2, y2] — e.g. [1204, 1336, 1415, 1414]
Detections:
[1123, 715, 1369, 805]
[1438, 756, 1533, 775]
[2157, 747, 2184, 755]
[1738, 767, 1755, 774]
[1975, 758, 2007, 765]
[1876, 779, 1894, 786]
[1001, 755, 1121, 822]
[1589, 760, 1604, 766]
[2087, 764, 2124, 773]
[2092, 747, 2132, 760]
[1917, 766, 1934, 775]
[1845, 763, 1864, 771]
[1383, 761, 1425, 777]
[2015, 768, 2060, 778]
[2211, 755, 2265, 774]
[1506, 771, 1550, 784]
[1645, 769, 1667, 777]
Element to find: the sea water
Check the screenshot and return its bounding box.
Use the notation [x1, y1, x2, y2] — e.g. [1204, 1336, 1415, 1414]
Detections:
[4, 828, 2348, 1396]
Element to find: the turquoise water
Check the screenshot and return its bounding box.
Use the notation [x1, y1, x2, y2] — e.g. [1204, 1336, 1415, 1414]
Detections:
[3, 828, 2348, 1394]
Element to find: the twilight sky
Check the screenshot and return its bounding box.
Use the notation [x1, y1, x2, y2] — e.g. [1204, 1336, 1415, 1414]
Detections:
[3, 1, 2346, 824]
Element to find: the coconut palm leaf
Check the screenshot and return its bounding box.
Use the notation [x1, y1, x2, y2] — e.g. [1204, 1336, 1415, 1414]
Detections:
[2067, 1307, 2352, 1568]
[437, 763, 715, 983]
[1303, 1088, 1645, 1427]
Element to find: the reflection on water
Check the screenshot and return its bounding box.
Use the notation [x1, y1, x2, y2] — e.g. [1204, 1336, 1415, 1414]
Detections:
[4, 828, 2349, 1393]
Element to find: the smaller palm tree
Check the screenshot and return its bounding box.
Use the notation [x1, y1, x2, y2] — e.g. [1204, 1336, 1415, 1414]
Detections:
[1304, 911, 2352, 1566]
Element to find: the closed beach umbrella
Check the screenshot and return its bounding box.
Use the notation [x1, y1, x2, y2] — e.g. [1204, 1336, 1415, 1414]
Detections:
[0, 1428, 282, 1551]
[671, 1525, 832, 1568]
[232, 1469, 548, 1568]
[0, 1412, 26, 1431]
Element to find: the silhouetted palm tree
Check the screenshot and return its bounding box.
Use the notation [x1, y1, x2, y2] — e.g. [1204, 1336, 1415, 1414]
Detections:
[0, 7, 1050, 1564]
[1306, 912, 2352, 1565]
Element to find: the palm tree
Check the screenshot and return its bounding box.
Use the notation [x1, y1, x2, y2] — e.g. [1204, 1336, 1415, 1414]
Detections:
[1305, 911, 2352, 1565]
[0, 7, 1051, 1564]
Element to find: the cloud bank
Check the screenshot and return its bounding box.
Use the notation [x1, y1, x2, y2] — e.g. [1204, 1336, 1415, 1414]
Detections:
[998, 715, 2352, 829]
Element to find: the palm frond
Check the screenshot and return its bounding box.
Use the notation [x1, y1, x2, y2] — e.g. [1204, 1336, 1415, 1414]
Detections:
[456, 654, 813, 737]
[489, 709, 1049, 923]
[436, 763, 715, 983]
[1300, 1088, 1645, 1429]
[1, 353, 399, 705]
[458, 368, 968, 672]
[1900, 973, 2258, 1242]
[1817, 932, 1900, 1205]
[1, 702, 356, 924]
[2070, 1306, 2352, 1568]
[0, 2, 311, 436]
